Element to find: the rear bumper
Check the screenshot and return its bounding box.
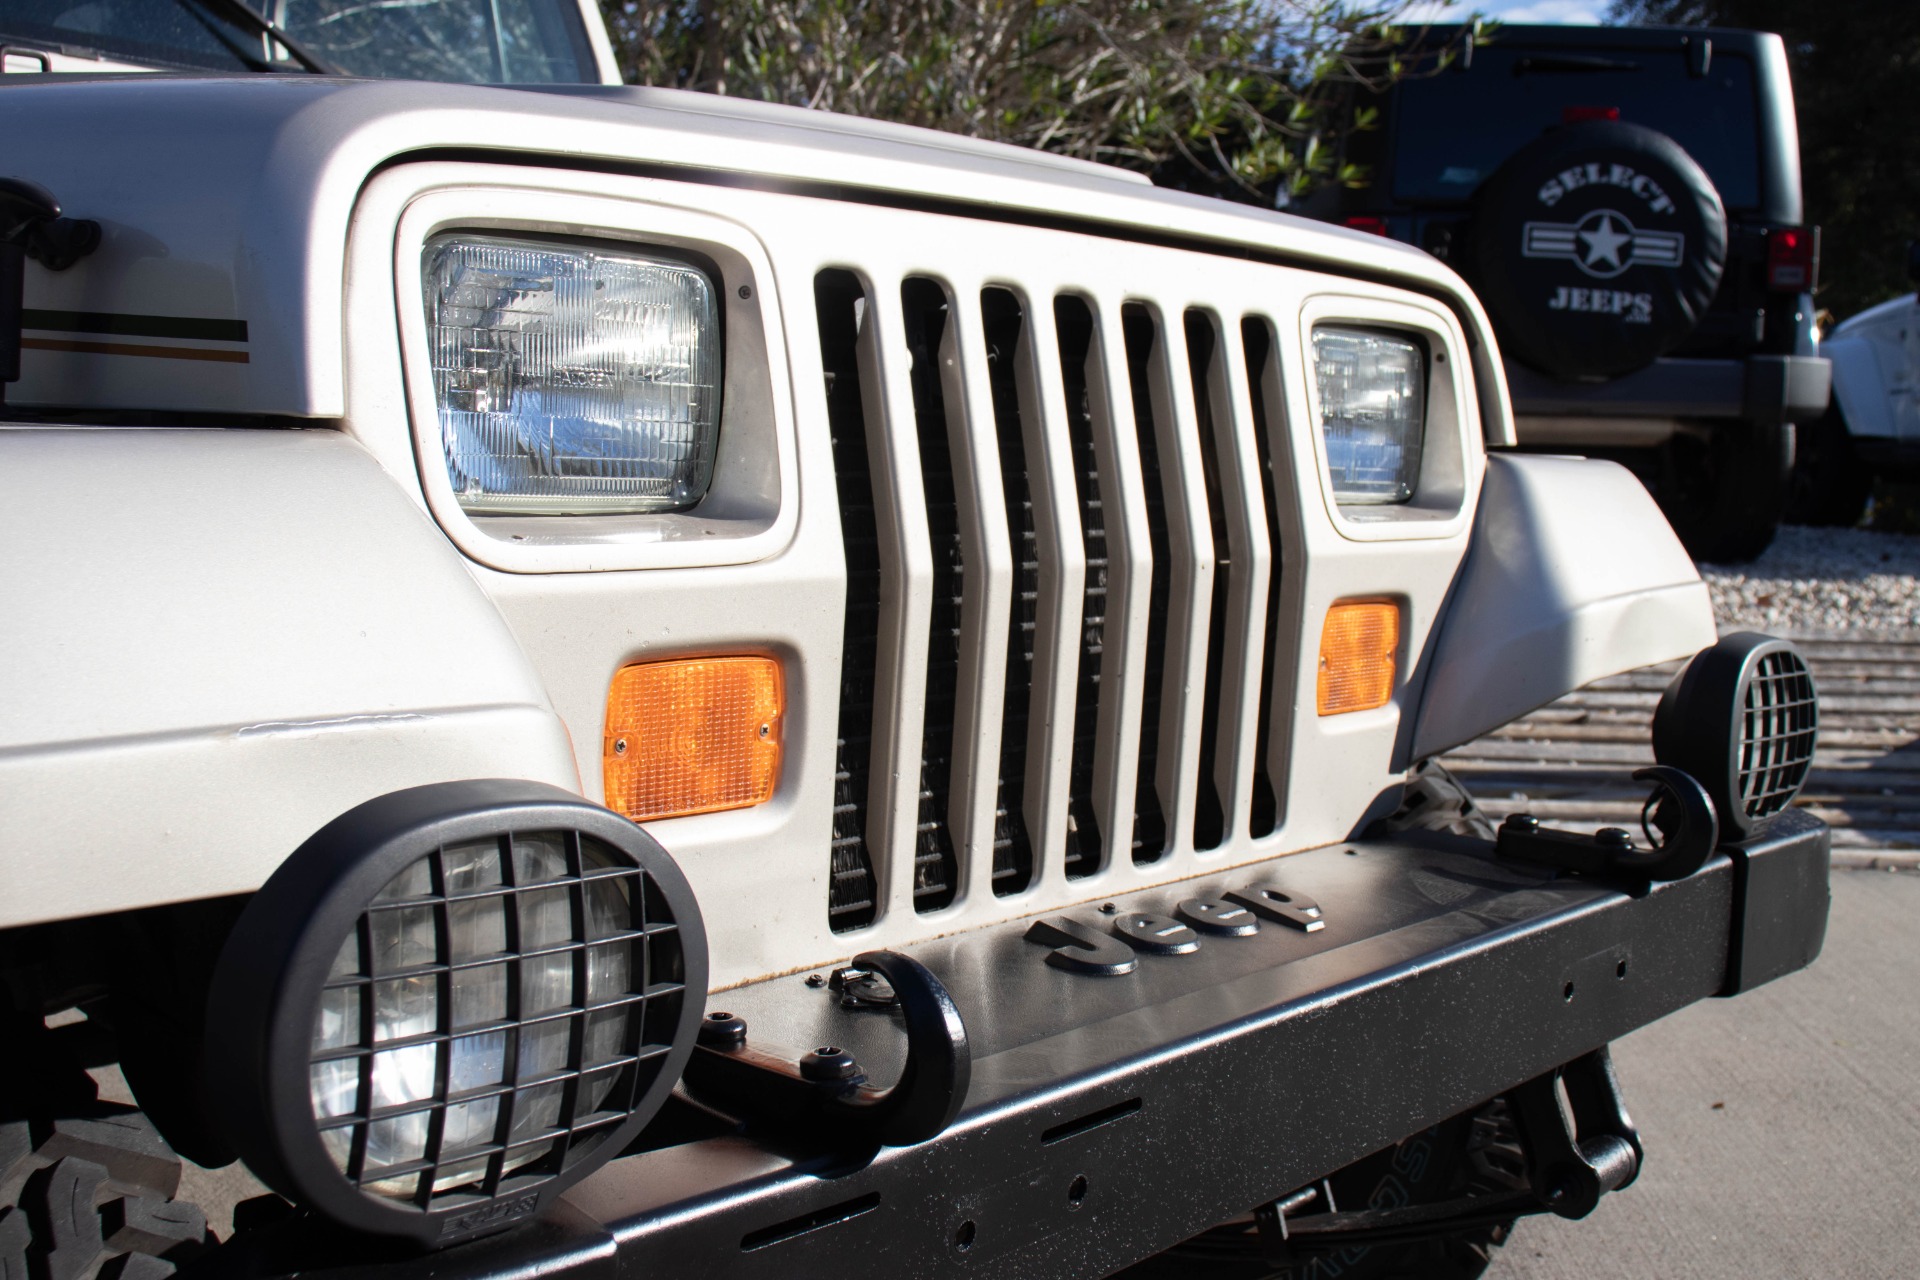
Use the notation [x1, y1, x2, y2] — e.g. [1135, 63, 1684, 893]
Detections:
[209, 811, 1831, 1280]
[1508, 355, 1832, 427]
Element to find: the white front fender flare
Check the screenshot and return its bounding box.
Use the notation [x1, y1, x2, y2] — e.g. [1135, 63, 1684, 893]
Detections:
[1410, 453, 1717, 762]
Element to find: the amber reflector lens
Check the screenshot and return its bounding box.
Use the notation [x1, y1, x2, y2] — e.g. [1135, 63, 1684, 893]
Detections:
[604, 657, 782, 821]
[1317, 602, 1399, 716]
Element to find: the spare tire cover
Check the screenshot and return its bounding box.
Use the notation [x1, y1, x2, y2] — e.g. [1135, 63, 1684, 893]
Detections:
[1464, 120, 1726, 380]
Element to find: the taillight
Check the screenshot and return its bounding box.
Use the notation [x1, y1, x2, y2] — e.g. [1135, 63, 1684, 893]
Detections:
[1343, 216, 1389, 236]
[1768, 226, 1819, 292]
[1562, 106, 1621, 123]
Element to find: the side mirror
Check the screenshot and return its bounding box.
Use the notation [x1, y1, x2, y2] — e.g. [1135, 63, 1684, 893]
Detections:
[1907, 239, 1920, 286]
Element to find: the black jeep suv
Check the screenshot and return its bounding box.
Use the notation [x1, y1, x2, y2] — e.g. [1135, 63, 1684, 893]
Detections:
[1308, 24, 1830, 562]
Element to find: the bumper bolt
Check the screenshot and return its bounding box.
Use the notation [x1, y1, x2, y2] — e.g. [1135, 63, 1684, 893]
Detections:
[800, 1045, 862, 1082]
[1597, 827, 1634, 850]
[698, 1010, 747, 1048]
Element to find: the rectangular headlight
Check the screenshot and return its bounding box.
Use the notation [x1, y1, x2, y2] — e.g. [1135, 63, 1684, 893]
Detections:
[1311, 327, 1425, 504]
[423, 236, 722, 515]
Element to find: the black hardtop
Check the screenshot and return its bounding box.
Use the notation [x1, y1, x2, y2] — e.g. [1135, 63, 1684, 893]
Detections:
[1354, 22, 1800, 226]
[1466, 23, 1778, 55]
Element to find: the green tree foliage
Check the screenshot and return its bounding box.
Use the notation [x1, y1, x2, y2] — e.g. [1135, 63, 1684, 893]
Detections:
[601, 0, 1439, 200]
[1610, 0, 1920, 318]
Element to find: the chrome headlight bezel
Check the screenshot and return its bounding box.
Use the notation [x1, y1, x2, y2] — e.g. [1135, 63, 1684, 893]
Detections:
[206, 780, 708, 1247]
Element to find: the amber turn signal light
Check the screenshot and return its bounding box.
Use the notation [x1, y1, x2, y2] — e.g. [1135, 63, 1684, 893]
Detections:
[603, 656, 783, 821]
[1317, 601, 1399, 716]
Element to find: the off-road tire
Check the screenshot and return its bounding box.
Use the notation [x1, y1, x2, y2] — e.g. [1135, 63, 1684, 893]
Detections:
[1787, 404, 1872, 529]
[0, 1110, 212, 1280]
[1464, 120, 1727, 381]
[1658, 418, 1794, 565]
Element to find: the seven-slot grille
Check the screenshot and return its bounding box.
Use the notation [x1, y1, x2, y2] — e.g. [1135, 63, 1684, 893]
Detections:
[818, 273, 1298, 931]
[308, 830, 687, 1206]
[1738, 648, 1819, 822]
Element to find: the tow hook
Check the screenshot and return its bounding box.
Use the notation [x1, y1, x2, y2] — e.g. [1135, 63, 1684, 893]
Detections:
[0, 177, 100, 407]
[683, 950, 971, 1150]
[1498, 765, 1720, 883]
[1508, 1046, 1643, 1219]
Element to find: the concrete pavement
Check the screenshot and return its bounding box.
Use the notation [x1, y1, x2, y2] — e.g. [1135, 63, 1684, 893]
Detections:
[1492, 867, 1920, 1279]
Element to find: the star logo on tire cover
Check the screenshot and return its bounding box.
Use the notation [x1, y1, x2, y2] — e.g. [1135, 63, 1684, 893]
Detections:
[1521, 208, 1684, 280]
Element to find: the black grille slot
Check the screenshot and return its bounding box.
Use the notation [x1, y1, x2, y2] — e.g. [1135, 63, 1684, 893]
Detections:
[983, 288, 1037, 896]
[1054, 296, 1105, 879]
[1185, 311, 1231, 853]
[817, 270, 880, 932]
[1241, 318, 1286, 838]
[1740, 649, 1818, 820]
[902, 278, 962, 913]
[1122, 306, 1171, 864]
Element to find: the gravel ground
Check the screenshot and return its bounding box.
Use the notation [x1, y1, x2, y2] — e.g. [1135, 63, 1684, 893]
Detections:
[1700, 524, 1920, 634]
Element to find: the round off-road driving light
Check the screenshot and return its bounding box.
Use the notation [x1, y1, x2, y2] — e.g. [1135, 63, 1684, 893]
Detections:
[206, 780, 707, 1247]
[1653, 633, 1818, 841]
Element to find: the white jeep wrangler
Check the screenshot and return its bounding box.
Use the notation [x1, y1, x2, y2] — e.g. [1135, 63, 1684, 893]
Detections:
[0, 5, 1830, 1279]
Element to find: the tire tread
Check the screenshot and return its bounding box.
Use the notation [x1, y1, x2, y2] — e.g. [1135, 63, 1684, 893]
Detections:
[0, 1112, 207, 1280]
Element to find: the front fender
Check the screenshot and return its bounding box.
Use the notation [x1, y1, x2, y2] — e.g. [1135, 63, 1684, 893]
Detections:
[0, 427, 578, 928]
[1409, 453, 1716, 761]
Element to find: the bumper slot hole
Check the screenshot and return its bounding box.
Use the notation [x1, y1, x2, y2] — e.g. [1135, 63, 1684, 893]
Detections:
[1041, 1096, 1142, 1145]
[740, 1192, 882, 1251]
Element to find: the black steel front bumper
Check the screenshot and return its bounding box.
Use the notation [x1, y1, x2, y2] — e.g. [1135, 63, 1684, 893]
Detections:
[210, 811, 1830, 1280]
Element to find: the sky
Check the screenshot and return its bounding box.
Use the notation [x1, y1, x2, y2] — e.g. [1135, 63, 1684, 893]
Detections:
[1401, 0, 1611, 24]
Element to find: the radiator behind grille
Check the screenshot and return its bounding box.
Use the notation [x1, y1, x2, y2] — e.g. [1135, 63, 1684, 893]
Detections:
[982, 289, 1039, 899]
[1055, 298, 1107, 880]
[901, 279, 963, 912]
[817, 271, 881, 932]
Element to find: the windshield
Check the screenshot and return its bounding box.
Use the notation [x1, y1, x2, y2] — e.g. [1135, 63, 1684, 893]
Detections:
[3, 0, 599, 82]
[1392, 46, 1763, 212]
